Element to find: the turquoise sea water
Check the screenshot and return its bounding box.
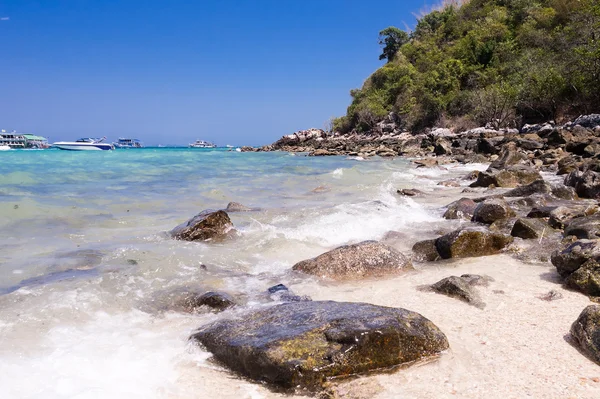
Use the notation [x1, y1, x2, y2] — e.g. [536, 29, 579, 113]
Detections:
[0, 148, 482, 398]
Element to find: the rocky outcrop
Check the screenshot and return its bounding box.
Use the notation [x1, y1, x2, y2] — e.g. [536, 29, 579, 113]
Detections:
[171, 210, 235, 242]
[472, 198, 515, 224]
[292, 241, 412, 280]
[429, 276, 485, 309]
[570, 305, 600, 365]
[191, 301, 449, 391]
[435, 227, 513, 259]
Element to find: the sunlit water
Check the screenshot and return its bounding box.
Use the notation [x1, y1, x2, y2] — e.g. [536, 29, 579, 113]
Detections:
[6, 148, 590, 399]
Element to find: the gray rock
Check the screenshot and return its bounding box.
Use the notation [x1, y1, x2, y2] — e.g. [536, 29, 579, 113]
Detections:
[171, 210, 235, 242]
[565, 260, 600, 296]
[412, 239, 441, 262]
[397, 188, 424, 197]
[570, 305, 600, 365]
[191, 301, 449, 391]
[472, 198, 515, 224]
[266, 284, 311, 302]
[225, 202, 254, 212]
[292, 241, 413, 280]
[504, 180, 552, 197]
[184, 291, 236, 311]
[548, 204, 600, 229]
[430, 276, 485, 309]
[461, 274, 495, 286]
[470, 165, 542, 188]
[551, 239, 600, 278]
[574, 114, 600, 129]
[565, 170, 600, 199]
[435, 227, 514, 259]
[564, 215, 600, 239]
[511, 218, 549, 239]
[443, 198, 477, 220]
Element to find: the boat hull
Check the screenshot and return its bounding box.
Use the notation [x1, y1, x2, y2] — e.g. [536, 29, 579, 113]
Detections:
[53, 142, 114, 151]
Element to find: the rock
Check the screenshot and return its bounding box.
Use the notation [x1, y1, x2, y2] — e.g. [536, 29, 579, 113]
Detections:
[434, 139, 452, 155]
[557, 156, 581, 175]
[225, 202, 254, 212]
[574, 114, 600, 129]
[292, 241, 413, 280]
[548, 204, 599, 229]
[310, 149, 336, 156]
[551, 184, 577, 200]
[412, 239, 441, 262]
[472, 198, 515, 224]
[565, 260, 600, 296]
[183, 291, 236, 311]
[488, 147, 528, 170]
[570, 305, 600, 365]
[438, 179, 461, 187]
[564, 215, 600, 239]
[551, 239, 600, 278]
[518, 139, 544, 151]
[191, 301, 449, 391]
[565, 170, 600, 199]
[470, 166, 542, 188]
[171, 210, 235, 242]
[429, 276, 485, 309]
[397, 188, 424, 196]
[504, 180, 552, 197]
[435, 227, 513, 259]
[460, 274, 495, 286]
[443, 198, 477, 220]
[511, 218, 550, 239]
[267, 284, 311, 302]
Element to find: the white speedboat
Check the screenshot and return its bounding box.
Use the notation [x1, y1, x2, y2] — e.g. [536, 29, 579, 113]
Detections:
[113, 138, 143, 148]
[0, 145, 11, 151]
[189, 139, 216, 148]
[52, 137, 114, 151]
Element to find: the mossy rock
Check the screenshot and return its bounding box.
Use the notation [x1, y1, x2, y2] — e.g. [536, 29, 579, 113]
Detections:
[435, 227, 513, 259]
[191, 301, 449, 392]
[171, 210, 235, 241]
[565, 260, 600, 297]
[570, 305, 600, 365]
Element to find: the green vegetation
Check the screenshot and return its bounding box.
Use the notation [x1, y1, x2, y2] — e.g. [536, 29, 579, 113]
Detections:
[334, 0, 600, 133]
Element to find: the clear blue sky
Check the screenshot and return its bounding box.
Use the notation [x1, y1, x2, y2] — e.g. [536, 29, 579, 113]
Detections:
[0, 0, 435, 146]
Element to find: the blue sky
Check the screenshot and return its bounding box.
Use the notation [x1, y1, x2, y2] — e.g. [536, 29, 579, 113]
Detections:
[0, 0, 435, 146]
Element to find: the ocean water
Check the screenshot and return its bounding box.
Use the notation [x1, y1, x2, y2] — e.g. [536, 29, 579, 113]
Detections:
[0, 148, 490, 398]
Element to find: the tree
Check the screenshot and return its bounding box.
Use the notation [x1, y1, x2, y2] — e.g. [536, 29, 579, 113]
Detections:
[378, 27, 409, 62]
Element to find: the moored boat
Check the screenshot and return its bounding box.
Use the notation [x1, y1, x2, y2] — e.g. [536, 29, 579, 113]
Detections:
[189, 139, 216, 148]
[0, 145, 11, 151]
[52, 137, 114, 151]
[113, 138, 143, 148]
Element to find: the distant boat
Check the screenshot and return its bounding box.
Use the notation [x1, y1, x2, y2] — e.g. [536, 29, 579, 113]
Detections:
[189, 139, 216, 148]
[52, 137, 114, 151]
[0, 144, 11, 151]
[226, 144, 234, 148]
[113, 138, 143, 148]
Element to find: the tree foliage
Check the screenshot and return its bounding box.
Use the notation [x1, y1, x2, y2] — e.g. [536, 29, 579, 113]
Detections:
[334, 0, 600, 133]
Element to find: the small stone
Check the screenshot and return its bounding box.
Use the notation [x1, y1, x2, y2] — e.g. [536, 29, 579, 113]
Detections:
[429, 276, 485, 309]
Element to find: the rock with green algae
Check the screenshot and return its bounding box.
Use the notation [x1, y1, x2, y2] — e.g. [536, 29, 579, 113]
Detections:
[571, 305, 600, 365]
[292, 241, 412, 280]
[472, 198, 515, 224]
[170, 210, 235, 242]
[565, 260, 600, 297]
[435, 227, 513, 259]
[470, 165, 541, 188]
[191, 301, 449, 392]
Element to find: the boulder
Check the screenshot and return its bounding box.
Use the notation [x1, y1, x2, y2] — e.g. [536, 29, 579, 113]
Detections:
[551, 239, 600, 278]
[570, 305, 600, 365]
[191, 301, 449, 391]
[171, 210, 235, 242]
[292, 241, 413, 280]
[574, 114, 600, 129]
[435, 227, 513, 259]
[548, 204, 600, 229]
[412, 239, 441, 262]
[470, 166, 542, 188]
[565, 170, 600, 199]
[472, 198, 515, 224]
[565, 260, 600, 296]
[429, 276, 485, 309]
[564, 215, 600, 239]
[511, 218, 550, 239]
[488, 147, 528, 170]
[503, 180, 552, 197]
[557, 156, 581, 175]
[443, 198, 477, 220]
[225, 202, 254, 212]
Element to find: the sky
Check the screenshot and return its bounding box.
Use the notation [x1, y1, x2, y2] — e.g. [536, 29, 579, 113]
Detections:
[0, 0, 437, 146]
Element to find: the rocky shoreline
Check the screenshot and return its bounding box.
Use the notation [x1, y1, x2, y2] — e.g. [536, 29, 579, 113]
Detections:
[177, 117, 600, 396]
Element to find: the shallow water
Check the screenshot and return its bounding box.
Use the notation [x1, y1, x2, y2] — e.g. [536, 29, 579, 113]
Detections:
[0, 149, 598, 398]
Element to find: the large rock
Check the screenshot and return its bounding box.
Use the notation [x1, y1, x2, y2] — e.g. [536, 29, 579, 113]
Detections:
[191, 301, 449, 391]
[488, 146, 528, 169]
[565, 170, 600, 199]
[565, 260, 600, 296]
[570, 305, 600, 365]
[435, 227, 513, 259]
[429, 276, 485, 309]
[503, 180, 552, 197]
[412, 239, 441, 262]
[472, 198, 515, 224]
[171, 210, 235, 241]
[511, 218, 550, 239]
[551, 239, 600, 278]
[470, 166, 542, 188]
[443, 198, 477, 220]
[548, 204, 599, 229]
[564, 215, 600, 239]
[292, 241, 413, 280]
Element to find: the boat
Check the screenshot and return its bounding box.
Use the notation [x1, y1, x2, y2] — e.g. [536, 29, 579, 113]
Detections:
[189, 139, 216, 148]
[0, 145, 11, 151]
[52, 137, 115, 151]
[113, 138, 143, 148]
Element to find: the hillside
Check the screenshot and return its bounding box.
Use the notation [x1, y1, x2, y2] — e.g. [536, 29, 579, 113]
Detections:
[332, 0, 600, 134]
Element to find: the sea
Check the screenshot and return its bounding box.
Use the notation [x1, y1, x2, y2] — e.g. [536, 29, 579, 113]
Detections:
[2, 148, 597, 399]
